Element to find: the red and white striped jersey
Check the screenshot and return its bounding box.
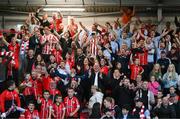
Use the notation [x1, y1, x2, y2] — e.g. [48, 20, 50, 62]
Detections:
[41, 34, 59, 55]
[64, 96, 80, 117]
[90, 37, 98, 56]
[53, 102, 65, 119]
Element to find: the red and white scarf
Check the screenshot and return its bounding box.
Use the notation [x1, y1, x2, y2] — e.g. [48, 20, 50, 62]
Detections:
[0, 51, 15, 76]
[0, 51, 15, 64]
[20, 40, 29, 54]
[133, 105, 145, 119]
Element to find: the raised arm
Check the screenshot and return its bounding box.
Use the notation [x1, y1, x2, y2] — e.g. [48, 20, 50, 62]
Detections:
[54, 30, 64, 39]
[160, 29, 170, 38]
[35, 8, 43, 24]
[57, 11, 63, 19]
[1, 36, 9, 46]
[175, 16, 180, 27]
[79, 22, 88, 32]
[96, 22, 107, 31]
[121, 21, 131, 31]
[71, 30, 82, 40]
[115, 18, 121, 28]
[138, 29, 146, 39]
[174, 34, 180, 46]
[25, 13, 31, 26]
[130, 53, 134, 65]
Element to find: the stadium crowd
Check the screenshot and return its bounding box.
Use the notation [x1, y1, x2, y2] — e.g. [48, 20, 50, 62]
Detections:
[0, 7, 180, 119]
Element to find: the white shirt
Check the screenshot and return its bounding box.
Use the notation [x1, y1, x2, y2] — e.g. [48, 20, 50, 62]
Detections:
[88, 92, 104, 109]
[94, 72, 98, 87]
[123, 114, 128, 119]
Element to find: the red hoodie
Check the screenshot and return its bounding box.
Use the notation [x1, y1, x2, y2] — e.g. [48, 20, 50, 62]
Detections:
[0, 89, 21, 112]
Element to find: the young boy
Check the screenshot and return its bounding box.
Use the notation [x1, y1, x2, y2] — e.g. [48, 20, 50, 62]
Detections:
[20, 74, 35, 105]
[37, 90, 53, 119]
[47, 80, 61, 103]
[130, 58, 144, 81]
[52, 94, 65, 119]
[24, 101, 39, 119]
[64, 88, 80, 118]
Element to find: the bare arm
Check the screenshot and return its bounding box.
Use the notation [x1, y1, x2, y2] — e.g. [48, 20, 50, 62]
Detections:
[174, 35, 180, 46]
[130, 53, 134, 65]
[138, 29, 146, 39]
[25, 13, 31, 25]
[71, 106, 80, 117]
[160, 29, 170, 38]
[58, 11, 63, 19]
[140, 68, 144, 74]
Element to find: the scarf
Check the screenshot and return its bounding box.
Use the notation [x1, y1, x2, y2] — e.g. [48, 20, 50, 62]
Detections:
[20, 40, 29, 54]
[132, 105, 145, 119]
[0, 51, 14, 62]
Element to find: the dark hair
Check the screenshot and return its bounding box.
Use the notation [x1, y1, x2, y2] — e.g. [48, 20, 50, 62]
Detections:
[7, 80, 15, 88]
[68, 87, 74, 91]
[55, 94, 62, 100]
[89, 103, 101, 118]
[122, 104, 130, 111]
[43, 90, 50, 94]
[28, 100, 35, 105]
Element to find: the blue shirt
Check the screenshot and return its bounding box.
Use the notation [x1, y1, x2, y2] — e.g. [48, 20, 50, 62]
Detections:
[110, 41, 119, 54]
[117, 37, 131, 48]
[162, 73, 179, 88]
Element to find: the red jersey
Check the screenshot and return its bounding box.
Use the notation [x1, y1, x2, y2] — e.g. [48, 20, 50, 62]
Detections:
[130, 64, 143, 80]
[24, 109, 39, 119]
[50, 89, 61, 96]
[39, 98, 53, 119]
[50, 18, 63, 33]
[67, 24, 78, 37]
[100, 66, 109, 76]
[51, 49, 62, 64]
[8, 43, 20, 69]
[49, 89, 61, 102]
[66, 59, 74, 70]
[33, 79, 43, 99]
[0, 89, 21, 112]
[136, 48, 148, 66]
[21, 79, 34, 96]
[64, 96, 80, 117]
[42, 76, 53, 91]
[53, 102, 65, 119]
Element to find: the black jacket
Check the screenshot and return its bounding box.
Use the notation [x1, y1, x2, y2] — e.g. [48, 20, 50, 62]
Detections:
[157, 58, 171, 74]
[153, 104, 176, 118]
[112, 85, 135, 108]
[29, 35, 42, 54]
[88, 72, 107, 93]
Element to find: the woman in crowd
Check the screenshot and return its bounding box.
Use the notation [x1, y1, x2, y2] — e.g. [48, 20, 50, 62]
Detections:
[162, 64, 179, 95]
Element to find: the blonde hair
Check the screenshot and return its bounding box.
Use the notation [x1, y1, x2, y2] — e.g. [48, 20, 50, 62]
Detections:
[152, 63, 161, 73]
[167, 64, 177, 79]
